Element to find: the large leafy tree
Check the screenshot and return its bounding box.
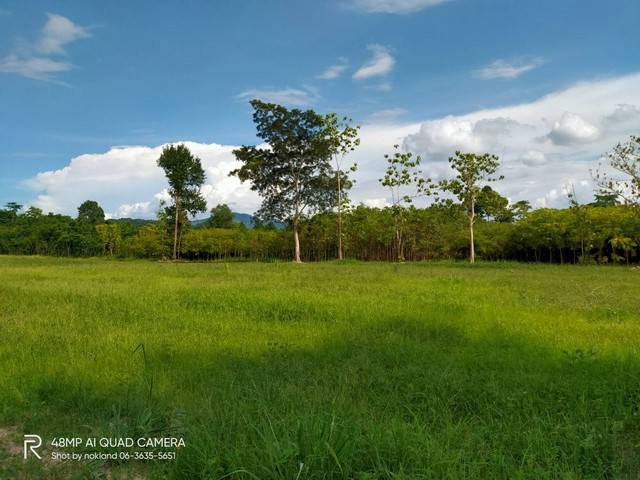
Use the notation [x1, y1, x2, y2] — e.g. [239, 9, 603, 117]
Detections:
[157, 144, 207, 260]
[207, 203, 235, 229]
[231, 100, 335, 263]
[77, 200, 105, 225]
[433, 151, 503, 263]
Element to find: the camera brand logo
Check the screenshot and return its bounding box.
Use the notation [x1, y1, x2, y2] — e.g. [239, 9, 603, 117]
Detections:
[23, 435, 42, 460]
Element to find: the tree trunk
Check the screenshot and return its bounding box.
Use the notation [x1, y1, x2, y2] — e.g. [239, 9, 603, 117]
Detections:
[173, 196, 180, 260]
[469, 199, 476, 264]
[294, 223, 301, 263]
[337, 171, 343, 260]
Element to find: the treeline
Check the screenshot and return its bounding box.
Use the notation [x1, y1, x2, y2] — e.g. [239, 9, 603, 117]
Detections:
[1, 201, 638, 264]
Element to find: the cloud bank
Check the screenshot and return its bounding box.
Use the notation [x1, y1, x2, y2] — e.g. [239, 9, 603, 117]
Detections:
[25, 73, 640, 217]
[26, 142, 260, 219]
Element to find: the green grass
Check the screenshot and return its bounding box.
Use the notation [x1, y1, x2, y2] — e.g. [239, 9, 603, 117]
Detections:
[0, 256, 639, 479]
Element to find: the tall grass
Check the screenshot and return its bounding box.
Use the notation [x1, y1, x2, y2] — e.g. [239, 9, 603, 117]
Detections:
[0, 256, 639, 478]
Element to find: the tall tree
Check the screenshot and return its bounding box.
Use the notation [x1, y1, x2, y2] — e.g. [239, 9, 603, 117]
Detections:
[433, 151, 503, 263]
[379, 145, 428, 262]
[591, 134, 640, 206]
[4, 202, 22, 222]
[157, 144, 207, 259]
[324, 113, 360, 260]
[231, 100, 335, 263]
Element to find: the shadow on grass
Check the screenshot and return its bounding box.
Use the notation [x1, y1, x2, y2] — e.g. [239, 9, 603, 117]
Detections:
[159, 317, 640, 480]
[3, 316, 640, 479]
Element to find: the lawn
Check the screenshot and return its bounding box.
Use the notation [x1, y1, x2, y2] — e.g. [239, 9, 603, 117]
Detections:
[0, 256, 639, 479]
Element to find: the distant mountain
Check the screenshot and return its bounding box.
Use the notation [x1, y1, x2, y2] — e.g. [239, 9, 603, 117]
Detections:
[191, 212, 255, 229]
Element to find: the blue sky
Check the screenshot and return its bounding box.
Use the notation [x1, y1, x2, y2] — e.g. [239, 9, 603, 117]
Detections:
[1, 0, 639, 218]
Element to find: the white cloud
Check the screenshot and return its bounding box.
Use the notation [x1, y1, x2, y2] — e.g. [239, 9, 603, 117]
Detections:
[476, 58, 545, 80]
[545, 112, 601, 146]
[344, 0, 452, 13]
[388, 73, 640, 208]
[404, 116, 522, 156]
[364, 108, 407, 124]
[237, 87, 319, 106]
[23, 73, 640, 216]
[38, 13, 92, 55]
[0, 13, 91, 83]
[26, 142, 261, 218]
[519, 150, 546, 167]
[0, 54, 71, 81]
[604, 103, 640, 125]
[318, 59, 349, 80]
[353, 45, 395, 80]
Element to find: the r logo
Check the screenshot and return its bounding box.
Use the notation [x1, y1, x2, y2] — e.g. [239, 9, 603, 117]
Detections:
[23, 435, 42, 460]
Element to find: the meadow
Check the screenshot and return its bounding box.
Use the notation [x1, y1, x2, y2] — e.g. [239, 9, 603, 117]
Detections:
[0, 256, 639, 479]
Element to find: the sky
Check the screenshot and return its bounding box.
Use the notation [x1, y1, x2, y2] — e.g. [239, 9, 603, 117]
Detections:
[1, 0, 639, 219]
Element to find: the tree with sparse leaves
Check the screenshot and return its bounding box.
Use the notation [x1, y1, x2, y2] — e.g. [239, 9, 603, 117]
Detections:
[231, 100, 335, 263]
[432, 151, 503, 263]
[325, 113, 360, 260]
[157, 144, 207, 260]
[591, 134, 640, 206]
[379, 145, 428, 262]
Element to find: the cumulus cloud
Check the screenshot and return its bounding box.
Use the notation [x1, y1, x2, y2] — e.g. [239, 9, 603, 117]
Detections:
[475, 57, 545, 80]
[394, 73, 640, 208]
[404, 116, 522, 156]
[545, 112, 601, 146]
[353, 45, 395, 80]
[0, 13, 92, 83]
[344, 0, 452, 13]
[237, 87, 319, 106]
[26, 142, 261, 218]
[23, 73, 640, 216]
[604, 103, 640, 125]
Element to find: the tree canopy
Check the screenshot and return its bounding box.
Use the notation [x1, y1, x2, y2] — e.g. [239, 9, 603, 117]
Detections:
[157, 144, 207, 259]
[231, 100, 336, 262]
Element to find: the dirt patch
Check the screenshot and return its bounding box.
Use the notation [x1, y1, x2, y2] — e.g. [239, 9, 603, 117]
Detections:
[0, 426, 23, 456]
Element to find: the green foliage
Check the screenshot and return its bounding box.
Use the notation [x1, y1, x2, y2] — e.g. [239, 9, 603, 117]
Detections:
[324, 113, 360, 260]
[157, 144, 207, 259]
[433, 151, 503, 263]
[207, 203, 235, 229]
[231, 100, 337, 262]
[76, 199, 105, 225]
[380, 145, 429, 261]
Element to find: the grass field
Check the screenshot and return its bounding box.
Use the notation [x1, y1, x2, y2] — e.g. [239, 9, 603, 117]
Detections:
[0, 256, 639, 479]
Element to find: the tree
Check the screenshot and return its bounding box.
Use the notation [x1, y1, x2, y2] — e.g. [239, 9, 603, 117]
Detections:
[591, 134, 640, 205]
[231, 100, 335, 263]
[433, 151, 503, 263]
[157, 144, 207, 260]
[379, 145, 428, 262]
[324, 113, 360, 260]
[77, 200, 105, 225]
[4, 202, 22, 222]
[207, 204, 235, 229]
